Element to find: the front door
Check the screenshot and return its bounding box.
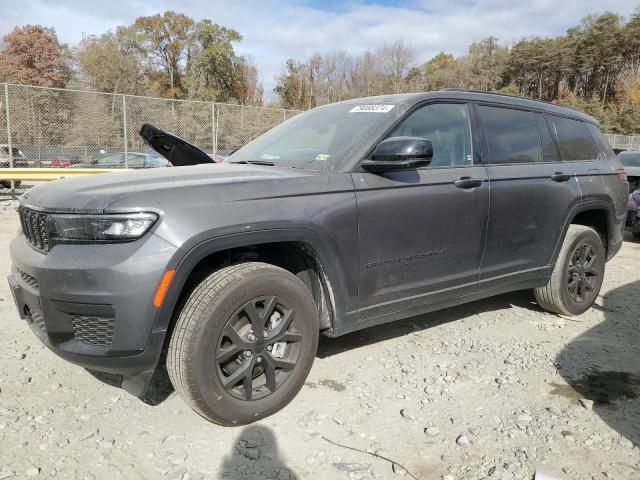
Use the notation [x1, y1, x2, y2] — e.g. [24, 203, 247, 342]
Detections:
[353, 102, 489, 320]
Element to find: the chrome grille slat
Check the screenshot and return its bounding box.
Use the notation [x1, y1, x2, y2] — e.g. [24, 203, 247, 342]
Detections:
[19, 207, 50, 253]
[17, 269, 39, 289]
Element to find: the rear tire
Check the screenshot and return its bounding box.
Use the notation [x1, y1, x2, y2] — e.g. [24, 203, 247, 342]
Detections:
[167, 262, 319, 426]
[534, 225, 605, 316]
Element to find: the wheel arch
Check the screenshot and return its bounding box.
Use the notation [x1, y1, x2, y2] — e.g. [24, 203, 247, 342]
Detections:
[152, 229, 349, 339]
[551, 199, 616, 265]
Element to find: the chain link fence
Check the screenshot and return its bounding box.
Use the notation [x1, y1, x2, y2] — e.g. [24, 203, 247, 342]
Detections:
[0, 83, 301, 172]
[604, 134, 640, 152]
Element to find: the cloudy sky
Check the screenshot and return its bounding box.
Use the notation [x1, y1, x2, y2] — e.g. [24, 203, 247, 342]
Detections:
[0, 0, 636, 96]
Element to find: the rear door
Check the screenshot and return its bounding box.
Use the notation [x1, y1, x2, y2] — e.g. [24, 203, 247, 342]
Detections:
[475, 104, 581, 288]
[545, 114, 603, 200]
[353, 102, 489, 319]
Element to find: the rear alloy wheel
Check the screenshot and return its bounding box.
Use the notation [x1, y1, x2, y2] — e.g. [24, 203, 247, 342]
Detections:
[167, 262, 319, 425]
[535, 225, 605, 316]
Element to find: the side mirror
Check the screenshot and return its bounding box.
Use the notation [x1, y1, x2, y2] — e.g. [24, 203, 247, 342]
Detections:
[361, 136, 433, 172]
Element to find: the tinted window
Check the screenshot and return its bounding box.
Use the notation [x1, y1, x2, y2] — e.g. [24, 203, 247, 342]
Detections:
[96, 153, 124, 166]
[126, 154, 146, 168]
[479, 106, 542, 164]
[145, 156, 171, 168]
[619, 152, 640, 167]
[586, 123, 615, 158]
[548, 116, 598, 161]
[386, 103, 472, 167]
[227, 102, 397, 171]
[533, 113, 557, 161]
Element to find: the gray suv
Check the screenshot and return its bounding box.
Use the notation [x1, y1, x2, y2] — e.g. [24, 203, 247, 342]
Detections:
[7, 90, 628, 425]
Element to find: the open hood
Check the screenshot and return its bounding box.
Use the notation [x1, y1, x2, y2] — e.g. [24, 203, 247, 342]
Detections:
[139, 124, 215, 166]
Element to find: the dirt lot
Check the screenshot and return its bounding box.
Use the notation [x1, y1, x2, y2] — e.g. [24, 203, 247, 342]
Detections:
[0, 201, 639, 480]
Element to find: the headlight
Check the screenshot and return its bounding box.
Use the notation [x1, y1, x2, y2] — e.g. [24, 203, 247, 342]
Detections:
[49, 212, 158, 242]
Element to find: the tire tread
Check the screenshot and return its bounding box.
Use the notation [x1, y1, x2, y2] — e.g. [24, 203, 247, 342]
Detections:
[534, 224, 602, 316]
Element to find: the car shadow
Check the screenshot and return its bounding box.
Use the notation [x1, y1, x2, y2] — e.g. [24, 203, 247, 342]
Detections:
[555, 279, 640, 447]
[317, 289, 540, 358]
[218, 425, 297, 479]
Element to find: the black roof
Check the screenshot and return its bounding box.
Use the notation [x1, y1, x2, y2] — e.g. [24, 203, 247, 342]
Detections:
[343, 89, 597, 124]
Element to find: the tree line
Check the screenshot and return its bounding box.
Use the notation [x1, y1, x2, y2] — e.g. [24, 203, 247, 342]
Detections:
[0, 8, 639, 133]
[275, 10, 640, 134]
[0, 11, 263, 106]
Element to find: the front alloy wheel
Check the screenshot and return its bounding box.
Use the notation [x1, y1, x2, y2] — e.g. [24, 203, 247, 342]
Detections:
[167, 262, 319, 426]
[217, 296, 303, 401]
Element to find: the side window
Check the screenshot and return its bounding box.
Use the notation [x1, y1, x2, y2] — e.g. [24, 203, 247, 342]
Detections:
[478, 105, 542, 164]
[547, 115, 598, 161]
[585, 123, 615, 159]
[533, 113, 557, 161]
[386, 103, 472, 167]
[127, 154, 146, 169]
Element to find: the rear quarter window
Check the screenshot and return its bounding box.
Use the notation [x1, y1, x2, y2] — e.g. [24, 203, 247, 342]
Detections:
[585, 123, 615, 159]
[547, 116, 598, 161]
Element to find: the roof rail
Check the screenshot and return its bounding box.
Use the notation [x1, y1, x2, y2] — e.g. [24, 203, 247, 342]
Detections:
[440, 88, 577, 111]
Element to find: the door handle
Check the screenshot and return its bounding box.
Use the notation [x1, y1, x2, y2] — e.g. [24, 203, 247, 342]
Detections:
[454, 177, 483, 189]
[550, 172, 571, 182]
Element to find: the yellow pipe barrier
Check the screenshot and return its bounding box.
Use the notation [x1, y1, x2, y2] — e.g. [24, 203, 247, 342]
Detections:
[0, 168, 128, 181]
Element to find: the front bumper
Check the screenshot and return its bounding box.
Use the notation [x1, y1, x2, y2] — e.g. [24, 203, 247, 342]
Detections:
[8, 231, 178, 395]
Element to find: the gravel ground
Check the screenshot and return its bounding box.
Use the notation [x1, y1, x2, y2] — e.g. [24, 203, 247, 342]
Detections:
[0, 201, 639, 480]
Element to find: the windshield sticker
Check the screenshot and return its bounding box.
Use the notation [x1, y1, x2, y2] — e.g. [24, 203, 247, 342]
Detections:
[349, 104, 395, 113]
[315, 154, 331, 161]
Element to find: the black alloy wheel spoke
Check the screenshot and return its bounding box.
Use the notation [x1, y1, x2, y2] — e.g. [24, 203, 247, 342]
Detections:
[221, 357, 255, 390]
[216, 295, 302, 401]
[263, 360, 278, 393]
[567, 243, 599, 303]
[269, 309, 295, 342]
[243, 302, 264, 338]
[264, 353, 296, 371]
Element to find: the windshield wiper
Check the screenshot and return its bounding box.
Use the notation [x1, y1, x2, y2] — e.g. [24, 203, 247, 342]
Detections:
[229, 160, 275, 166]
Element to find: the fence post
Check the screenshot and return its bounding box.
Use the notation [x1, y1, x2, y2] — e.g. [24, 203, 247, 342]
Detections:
[214, 104, 219, 158]
[283, 110, 286, 121]
[122, 94, 128, 168]
[4, 83, 14, 191]
[211, 102, 216, 156]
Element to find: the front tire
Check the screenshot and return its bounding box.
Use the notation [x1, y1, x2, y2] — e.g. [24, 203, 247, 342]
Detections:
[167, 262, 319, 426]
[535, 225, 605, 316]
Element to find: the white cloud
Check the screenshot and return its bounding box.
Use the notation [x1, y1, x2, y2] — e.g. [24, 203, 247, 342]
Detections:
[0, 0, 636, 98]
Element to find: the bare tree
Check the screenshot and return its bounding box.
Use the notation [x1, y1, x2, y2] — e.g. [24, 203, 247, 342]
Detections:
[379, 40, 416, 93]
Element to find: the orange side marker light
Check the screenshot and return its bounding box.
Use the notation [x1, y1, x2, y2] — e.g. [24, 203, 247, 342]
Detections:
[153, 269, 176, 308]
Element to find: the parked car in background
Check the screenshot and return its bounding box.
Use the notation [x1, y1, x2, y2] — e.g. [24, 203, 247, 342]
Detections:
[618, 150, 640, 193]
[627, 189, 640, 238]
[8, 91, 628, 426]
[0, 145, 28, 189]
[50, 158, 72, 168]
[81, 152, 171, 169]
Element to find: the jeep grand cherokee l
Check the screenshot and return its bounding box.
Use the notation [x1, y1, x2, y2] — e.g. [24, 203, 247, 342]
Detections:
[8, 90, 627, 425]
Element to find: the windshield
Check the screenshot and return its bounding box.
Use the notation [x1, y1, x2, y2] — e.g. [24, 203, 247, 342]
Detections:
[225, 102, 399, 171]
[620, 152, 640, 167]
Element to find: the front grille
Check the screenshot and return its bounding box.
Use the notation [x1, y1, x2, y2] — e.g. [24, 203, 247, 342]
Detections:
[18, 207, 50, 252]
[18, 269, 39, 289]
[30, 310, 47, 333]
[71, 315, 115, 347]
